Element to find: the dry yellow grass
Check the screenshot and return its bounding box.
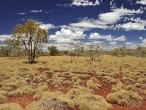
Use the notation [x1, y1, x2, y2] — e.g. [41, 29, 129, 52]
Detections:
[0, 55, 146, 109]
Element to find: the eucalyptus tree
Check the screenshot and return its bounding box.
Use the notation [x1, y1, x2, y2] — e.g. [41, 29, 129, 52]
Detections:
[13, 19, 49, 63]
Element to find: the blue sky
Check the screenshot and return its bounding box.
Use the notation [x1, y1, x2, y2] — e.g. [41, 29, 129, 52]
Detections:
[0, 0, 146, 50]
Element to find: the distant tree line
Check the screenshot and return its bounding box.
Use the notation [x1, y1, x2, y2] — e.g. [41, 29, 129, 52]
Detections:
[1, 40, 146, 61]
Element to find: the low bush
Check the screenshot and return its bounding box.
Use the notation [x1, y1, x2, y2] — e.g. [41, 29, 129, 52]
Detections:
[0, 94, 7, 104]
[0, 103, 22, 110]
[106, 90, 143, 106]
[86, 78, 101, 90]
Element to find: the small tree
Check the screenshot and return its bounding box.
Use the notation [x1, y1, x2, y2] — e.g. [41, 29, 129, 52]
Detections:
[5, 39, 21, 57]
[48, 45, 59, 56]
[112, 46, 127, 57]
[136, 46, 146, 57]
[13, 19, 49, 63]
[85, 44, 103, 61]
[68, 42, 84, 62]
[0, 46, 9, 56]
[0, 39, 21, 57]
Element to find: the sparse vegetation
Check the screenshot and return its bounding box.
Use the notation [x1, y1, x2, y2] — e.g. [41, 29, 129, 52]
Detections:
[0, 55, 146, 110]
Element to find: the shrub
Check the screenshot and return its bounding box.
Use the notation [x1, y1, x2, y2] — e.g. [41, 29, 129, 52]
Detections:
[26, 102, 44, 110]
[67, 87, 112, 110]
[48, 45, 59, 56]
[0, 103, 22, 110]
[0, 94, 7, 104]
[106, 90, 143, 106]
[86, 78, 101, 90]
[75, 95, 112, 110]
[103, 76, 117, 84]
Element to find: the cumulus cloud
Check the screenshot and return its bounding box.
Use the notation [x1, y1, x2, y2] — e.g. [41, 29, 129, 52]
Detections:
[40, 23, 54, 31]
[114, 35, 126, 41]
[136, 0, 146, 5]
[115, 17, 146, 31]
[125, 42, 132, 45]
[0, 34, 12, 41]
[49, 28, 86, 43]
[115, 22, 145, 31]
[71, 0, 100, 6]
[139, 38, 146, 47]
[109, 41, 117, 45]
[47, 28, 86, 50]
[139, 37, 143, 40]
[89, 33, 101, 39]
[57, 0, 100, 7]
[89, 32, 126, 42]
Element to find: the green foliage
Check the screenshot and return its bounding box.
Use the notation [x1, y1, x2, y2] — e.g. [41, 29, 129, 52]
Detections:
[48, 45, 59, 56]
[0, 39, 21, 57]
[12, 19, 49, 63]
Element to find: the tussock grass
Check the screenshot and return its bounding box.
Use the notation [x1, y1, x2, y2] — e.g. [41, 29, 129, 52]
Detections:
[106, 90, 143, 106]
[0, 103, 23, 110]
[0, 55, 146, 109]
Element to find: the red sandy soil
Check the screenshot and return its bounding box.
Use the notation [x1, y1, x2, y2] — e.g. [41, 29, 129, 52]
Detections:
[7, 94, 34, 108]
[7, 70, 146, 110]
[37, 67, 49, 73]
[95, 83, 112, 97]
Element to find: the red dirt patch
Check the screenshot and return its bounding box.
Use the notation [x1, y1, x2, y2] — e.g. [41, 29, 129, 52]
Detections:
[95, 83, 112, 97]
[37, 67, 49, 73]
[7, 94, 34, 108]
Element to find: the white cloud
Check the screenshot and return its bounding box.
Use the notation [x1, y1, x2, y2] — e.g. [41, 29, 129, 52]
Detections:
[109, 41, 117, 45]
[114, 35, 126, 41]
[125, 42, 132, 45]
[115, 22, 145, 31]
[17, 12, 26, 15]
[40, 23, 54, 31]
[48, 28, 86, 50]
[71, 0, 100, 6]
[99, 12, 120, 24]
[116, 17, 146, 31]
[49, 28, 86, 43]
[89, 33, 102, 39]
[89, 32, 126, 42]
[31, 10, 42, 13]
[0, 34, 12, 41]
[124, 42, 138, 49]
[140, 39, 146, 47]
[59, 25, 89, 32]
[110, 0, 115, 6]
[98, 6, 143, 24]
[139, 37, 143, 40]
[69, 7, 143, 31]
[136, 0, 146, 5]
[102, 35, 114, 41]
[70, 18, 108, 29]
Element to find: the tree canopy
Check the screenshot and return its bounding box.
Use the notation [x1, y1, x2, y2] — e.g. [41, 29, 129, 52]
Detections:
[13, 19, 49, 63]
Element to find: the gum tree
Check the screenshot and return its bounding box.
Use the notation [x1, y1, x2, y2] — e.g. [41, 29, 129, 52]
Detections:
[13, 19, 49, 63]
